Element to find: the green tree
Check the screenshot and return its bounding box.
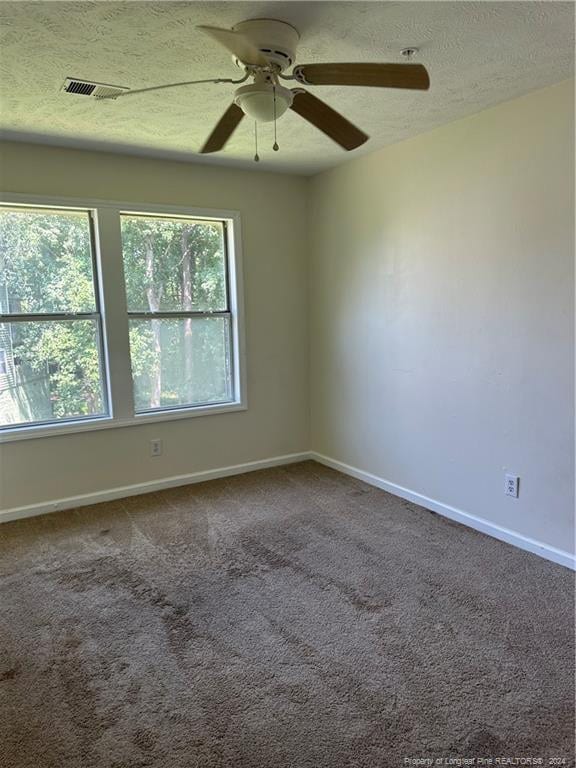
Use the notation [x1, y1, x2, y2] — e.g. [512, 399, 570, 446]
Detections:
[120, 215, 229, 411]
[0, 208, 104, 424]
[0, 208, 231, 427]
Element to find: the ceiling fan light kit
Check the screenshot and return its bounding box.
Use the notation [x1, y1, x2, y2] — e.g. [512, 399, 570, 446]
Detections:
[92, 17, 430, 160]
[234, 78, 293, 123]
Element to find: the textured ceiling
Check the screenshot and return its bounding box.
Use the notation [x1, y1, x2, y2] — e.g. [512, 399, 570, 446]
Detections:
[0, 1, 574, 175]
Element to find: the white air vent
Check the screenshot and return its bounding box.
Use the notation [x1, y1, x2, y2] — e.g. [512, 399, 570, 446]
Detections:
[61, 78, 129, 100]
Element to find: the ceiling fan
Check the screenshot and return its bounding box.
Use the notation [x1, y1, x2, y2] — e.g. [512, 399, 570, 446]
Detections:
[107, 19, 430, 157]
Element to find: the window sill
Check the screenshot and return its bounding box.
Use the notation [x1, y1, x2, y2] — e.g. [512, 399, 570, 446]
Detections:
[0, 401, 247, 443]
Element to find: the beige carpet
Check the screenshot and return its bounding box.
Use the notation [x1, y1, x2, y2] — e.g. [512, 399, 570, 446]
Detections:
[0, 461, 574, 768]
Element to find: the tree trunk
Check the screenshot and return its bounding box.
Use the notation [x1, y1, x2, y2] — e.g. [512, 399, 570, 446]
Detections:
[145, 235, 162, 408]
[181, 228, 195, 402]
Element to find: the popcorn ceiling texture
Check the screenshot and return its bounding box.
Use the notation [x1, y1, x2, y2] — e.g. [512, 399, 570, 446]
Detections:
[0, 462, 574, 767]
[0, 1, 574, 174]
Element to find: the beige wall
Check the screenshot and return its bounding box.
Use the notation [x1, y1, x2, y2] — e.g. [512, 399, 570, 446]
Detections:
[0, 144, 309, 509]
[309, 80, 574, 554]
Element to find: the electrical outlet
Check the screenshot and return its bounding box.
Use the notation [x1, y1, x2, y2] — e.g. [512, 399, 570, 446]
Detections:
[150, 439, 163, 457]
[505, 473, 519, 498]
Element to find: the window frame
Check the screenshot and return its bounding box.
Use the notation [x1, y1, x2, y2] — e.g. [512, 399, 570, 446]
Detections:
[120, 211, 235, 415]
[0, 194, 246, 443]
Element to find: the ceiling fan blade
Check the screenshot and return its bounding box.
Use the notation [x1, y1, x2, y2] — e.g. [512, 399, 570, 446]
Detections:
[197, 25, 268, 67]
[290, 90, 368, 151]
[293, 63, 430, 90]
[200, 103, 245, 154]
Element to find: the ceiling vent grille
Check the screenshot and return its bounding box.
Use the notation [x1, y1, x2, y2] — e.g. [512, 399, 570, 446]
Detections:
[61, 78, 129, 99]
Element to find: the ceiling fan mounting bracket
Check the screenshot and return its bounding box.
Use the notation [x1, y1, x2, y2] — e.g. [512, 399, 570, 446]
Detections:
[243, 62, 281, 79]
[231, 18, 300, 72]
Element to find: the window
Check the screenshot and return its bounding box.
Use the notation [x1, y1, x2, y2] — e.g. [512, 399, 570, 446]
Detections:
[120, 214, 233, 413]
[0, 198, 244, 440]
[0, 206, 108, 429]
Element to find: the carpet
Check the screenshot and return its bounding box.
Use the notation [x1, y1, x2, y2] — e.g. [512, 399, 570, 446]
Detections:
[0, 461, 574, 767]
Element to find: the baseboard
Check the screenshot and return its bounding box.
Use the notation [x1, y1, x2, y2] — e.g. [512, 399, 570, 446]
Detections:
[310, 452, 575, 571]
[0, 452, 312, 524]
[4, 449, 573, 570]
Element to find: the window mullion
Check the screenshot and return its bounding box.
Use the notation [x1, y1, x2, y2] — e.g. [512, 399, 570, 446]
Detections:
[93, 207, 135, 420]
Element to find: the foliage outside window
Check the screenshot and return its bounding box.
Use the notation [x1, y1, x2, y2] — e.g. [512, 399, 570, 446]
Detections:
[0, 207, 107, 428]
[0, 201, 243, 437]
[121, 215, 233, 413]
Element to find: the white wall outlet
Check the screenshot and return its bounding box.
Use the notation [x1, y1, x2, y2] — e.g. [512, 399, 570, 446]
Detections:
[505, 473, 519, 498]
[150, 439, 163, 457]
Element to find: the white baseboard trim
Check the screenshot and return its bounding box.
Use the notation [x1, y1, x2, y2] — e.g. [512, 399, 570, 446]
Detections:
[4, 449, 573, 570]
[311, 452, 575, 571]
[0, 452, 311, 525]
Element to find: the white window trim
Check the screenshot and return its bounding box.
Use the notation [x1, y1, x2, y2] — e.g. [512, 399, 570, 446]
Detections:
[0, 193, 247, 443]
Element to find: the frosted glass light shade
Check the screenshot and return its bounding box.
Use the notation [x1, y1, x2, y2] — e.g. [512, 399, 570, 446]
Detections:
[234, 84, 292, 123]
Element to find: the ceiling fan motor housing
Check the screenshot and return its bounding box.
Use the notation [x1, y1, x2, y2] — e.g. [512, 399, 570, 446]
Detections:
[231, 19, 300, 71]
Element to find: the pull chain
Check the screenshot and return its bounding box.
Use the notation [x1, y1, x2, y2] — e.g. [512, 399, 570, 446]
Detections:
[254, 121, 260, 162]
[273, 86, 279, 151]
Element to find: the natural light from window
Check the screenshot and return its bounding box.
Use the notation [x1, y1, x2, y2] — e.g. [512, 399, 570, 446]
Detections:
[0, 206, 107, 428]
[120, 214, 234, 413]
[0, 201, 243, 438]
